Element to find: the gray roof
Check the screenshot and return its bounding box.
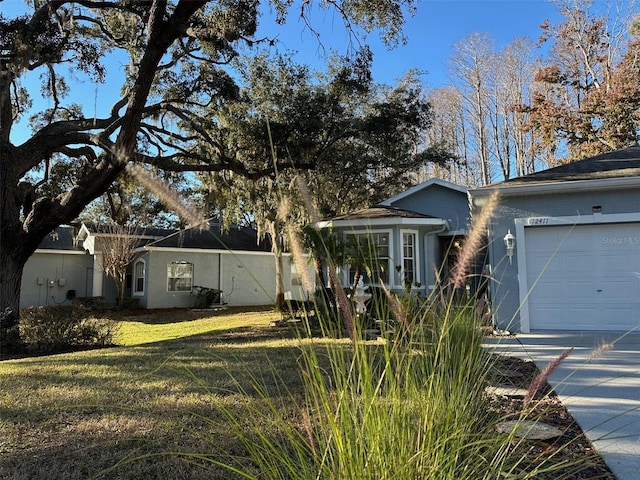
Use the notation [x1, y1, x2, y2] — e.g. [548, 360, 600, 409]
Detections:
[37, 221, 271, 253]
[327, 205, 437, 222]
[37, 226, 83, 251]
[497, 145, 640, 186]
[81, 222, 175, 239]
[146, 222, 271, 252]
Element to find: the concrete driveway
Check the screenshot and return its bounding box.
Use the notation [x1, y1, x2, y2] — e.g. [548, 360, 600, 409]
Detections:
[485, 332, 640, 480]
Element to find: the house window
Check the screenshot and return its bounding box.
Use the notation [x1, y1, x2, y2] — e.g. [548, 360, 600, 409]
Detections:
[402, 231, 417, 287]
[133, 259, 145, 295]
[167, 262, 193, 292]
[345, 231, 391, 285]
[291, 259, 302, 286]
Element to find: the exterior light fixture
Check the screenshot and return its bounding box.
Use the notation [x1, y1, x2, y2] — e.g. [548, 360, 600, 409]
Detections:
[503, 229, 516, 265]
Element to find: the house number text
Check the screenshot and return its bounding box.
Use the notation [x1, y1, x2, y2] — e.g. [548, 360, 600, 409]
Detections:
[528, 217, 550, 225]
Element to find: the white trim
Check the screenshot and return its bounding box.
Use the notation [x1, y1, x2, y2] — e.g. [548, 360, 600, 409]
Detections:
[33, 249, 86, 255]
[514, 212, 640, 333]
[141, 246, 273, 256]
[132, 258, 146, 297]
[92, 252, 104, 298]
[400, 229, 420, 288]
[315, 218, 447, 229]
[471, 175, 640, 197]
[379, 178, 468, 206]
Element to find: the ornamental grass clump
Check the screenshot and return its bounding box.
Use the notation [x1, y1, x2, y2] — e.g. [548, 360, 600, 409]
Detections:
[208, 292, 512, 480]
[300, 308, 497, 480]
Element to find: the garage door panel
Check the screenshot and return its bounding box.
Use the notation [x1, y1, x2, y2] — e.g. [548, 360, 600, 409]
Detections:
[566, 280, 598, 300]
[599, 280, 638, 299]
[604, 307, 639, 330]
[527, 253, 562, 275]
[529, 306, 567, 329]
[526, 229, 563, 252]
[529, 281, 565, 300]
[569, 307, 601, 329]
[561, 233, 594, 251]
[600, 253, 640, 272]
[525, 223, 640, 332]
[564, 255, 597, 274]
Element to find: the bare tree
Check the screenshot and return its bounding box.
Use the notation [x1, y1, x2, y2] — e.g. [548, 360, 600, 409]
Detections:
[490, 37, 540, 179]
[97, 224, 142, 306]
[500, 38, 541, 176]
[423, 86, 477, 185]
[450, 32, 495, 185]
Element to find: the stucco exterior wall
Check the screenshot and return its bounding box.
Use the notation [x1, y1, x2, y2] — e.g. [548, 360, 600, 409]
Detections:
[142, 249, 314, 309]
[475, 184, 640, 332]
[388, 184, 470, 232]
[20, 251, 94, 308]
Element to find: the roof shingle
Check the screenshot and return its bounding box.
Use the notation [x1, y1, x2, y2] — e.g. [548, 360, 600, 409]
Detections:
[497, 145, 640, 186]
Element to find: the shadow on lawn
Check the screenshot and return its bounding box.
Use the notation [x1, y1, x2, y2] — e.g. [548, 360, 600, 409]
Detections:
[119, 305, 275, 324]
[1, 320, 327, 406]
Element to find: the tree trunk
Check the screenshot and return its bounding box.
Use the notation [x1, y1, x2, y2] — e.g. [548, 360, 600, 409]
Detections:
[0, 143, 32, 351]
[269, 221, 286, 310]
[0, 236, 30, 352]
[117, 274, 126, 305]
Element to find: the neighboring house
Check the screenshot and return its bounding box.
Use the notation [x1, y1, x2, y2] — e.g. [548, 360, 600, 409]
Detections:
[20, 225, 94, 308]
[21, 220, 314, 309]
[76, 223, 174, 304]
[133, 222, 306, 309]
[316, 179, 471, 296]
[470, 146, 640, 333]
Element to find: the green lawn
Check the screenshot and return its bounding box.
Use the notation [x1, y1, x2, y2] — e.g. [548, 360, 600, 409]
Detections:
[0, 306, 605, 480]
[0, 307, 305, 480]
[114, 306, 277, 345]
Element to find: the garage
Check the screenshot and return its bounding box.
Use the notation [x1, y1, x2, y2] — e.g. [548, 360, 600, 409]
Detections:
[524, 223, 640, 331]
[471, 146, 640, 333]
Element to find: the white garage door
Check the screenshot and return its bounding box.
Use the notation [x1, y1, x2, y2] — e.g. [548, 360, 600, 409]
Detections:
[525, 223, 640, 331]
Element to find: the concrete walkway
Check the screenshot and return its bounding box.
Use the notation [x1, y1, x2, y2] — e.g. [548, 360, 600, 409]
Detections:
[484, 332, 640, 480]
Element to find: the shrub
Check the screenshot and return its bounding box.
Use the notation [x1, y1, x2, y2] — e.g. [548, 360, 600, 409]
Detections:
[117, 297, 140, 311]
[73, 296, 109, 311]
[19, 306, 118, 354]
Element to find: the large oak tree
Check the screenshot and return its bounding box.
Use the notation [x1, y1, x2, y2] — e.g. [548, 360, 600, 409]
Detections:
[0, 0, 417, 350]
[199, 52, 450, 307]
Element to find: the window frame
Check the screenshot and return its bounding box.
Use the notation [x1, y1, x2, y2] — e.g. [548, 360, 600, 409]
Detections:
[167, 261, 194, 292]
[133, 259, 146, 296]
[400, 229, 420, 288]
[343, 229, 393, 286]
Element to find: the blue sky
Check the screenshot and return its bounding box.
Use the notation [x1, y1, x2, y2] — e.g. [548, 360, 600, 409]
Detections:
[3, 0, 563, 88]
[3, 0, 564, 142]
[263, 0, 563, 87]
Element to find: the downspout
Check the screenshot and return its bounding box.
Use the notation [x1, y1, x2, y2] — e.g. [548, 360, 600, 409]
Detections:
[484, 221, 508, 335]
[218, 252, 222, 304]
[424, 221, 449, 296]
